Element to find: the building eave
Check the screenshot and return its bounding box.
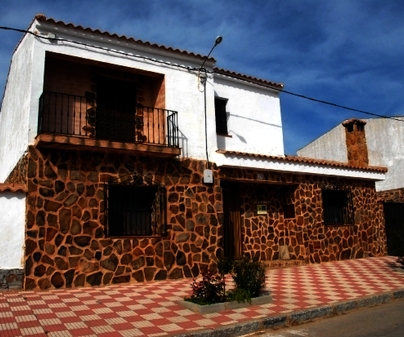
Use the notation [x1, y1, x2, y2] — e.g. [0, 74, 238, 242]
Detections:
[216, 150, 387, 181]
[214, 67, 284, 91]
[33, 14, 213, 65]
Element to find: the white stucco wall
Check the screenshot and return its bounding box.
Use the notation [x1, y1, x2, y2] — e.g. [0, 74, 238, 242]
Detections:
[166, 68, 213, 160]
[0, 32, 36, 182]
[212, 74, 284, 157]
[0, 192, 25, 269]
[365, 117, 404, 191]
[297, 124, 347, 162]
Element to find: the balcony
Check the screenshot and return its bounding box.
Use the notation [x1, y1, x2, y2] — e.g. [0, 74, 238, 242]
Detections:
[36, 91, 180, 157]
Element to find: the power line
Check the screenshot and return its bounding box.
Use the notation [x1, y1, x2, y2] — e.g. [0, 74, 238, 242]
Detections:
[1, 25, 403, 123]
[0, 26, 199, 72]
[280, 88, 404, 122]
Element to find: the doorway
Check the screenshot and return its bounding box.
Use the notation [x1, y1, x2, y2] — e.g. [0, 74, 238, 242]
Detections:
[383, 202, 404, 256]
[96, 76, 137, 142]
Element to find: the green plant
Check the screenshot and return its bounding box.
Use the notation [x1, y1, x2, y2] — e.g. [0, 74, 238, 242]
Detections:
[185, 271, 226, 305]
[184, 256, 267, 305]
[232, 257, 266, 299]
[216, 256, 233, 276]
[226, 287, 252, 304]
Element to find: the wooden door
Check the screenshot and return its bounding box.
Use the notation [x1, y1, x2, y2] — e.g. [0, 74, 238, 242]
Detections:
[383, 202, 404, 256]
[222, 181, 242, 260]
[96, 77, 137, 142]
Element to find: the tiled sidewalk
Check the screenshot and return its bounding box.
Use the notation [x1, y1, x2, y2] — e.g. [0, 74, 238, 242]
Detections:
[1, 256, 404, 337]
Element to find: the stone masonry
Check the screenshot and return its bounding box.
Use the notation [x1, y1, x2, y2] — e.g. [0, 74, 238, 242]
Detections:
[220, 167, 387, 264]
[6, 146, 388, 290]
[21, 146, 222, 290]
[343, 118, 369, 167]
[378, 188, 404, 203]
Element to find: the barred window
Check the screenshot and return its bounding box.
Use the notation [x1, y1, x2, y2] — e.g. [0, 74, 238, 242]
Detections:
[106, 183, 166, 236]
[322, 189, 354, 226]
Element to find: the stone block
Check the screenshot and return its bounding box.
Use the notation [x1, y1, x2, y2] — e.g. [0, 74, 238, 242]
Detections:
[0, 269, 24, 289]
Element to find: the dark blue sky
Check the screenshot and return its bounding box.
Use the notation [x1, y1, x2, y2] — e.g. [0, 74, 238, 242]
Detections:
[1, 0, 404, 154]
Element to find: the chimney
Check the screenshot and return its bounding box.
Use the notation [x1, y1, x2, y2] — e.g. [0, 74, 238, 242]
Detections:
[342, 118, 368, 167]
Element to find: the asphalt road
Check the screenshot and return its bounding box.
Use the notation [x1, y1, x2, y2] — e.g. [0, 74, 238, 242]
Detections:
[242, 298, 404, 337]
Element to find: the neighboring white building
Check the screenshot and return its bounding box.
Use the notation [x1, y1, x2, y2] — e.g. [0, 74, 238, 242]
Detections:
[297, 117, 404, 192]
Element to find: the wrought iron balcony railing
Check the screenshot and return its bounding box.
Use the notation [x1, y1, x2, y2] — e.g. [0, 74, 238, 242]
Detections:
[38, 91, 179, 148]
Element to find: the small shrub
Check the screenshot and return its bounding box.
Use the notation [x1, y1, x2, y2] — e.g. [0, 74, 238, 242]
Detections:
[184, 256, 267, 305]
[185, 271, 225, 305]
[226, 287, 252, 304]
[232, 257, 266, 299]
[216, 256, 233, 276]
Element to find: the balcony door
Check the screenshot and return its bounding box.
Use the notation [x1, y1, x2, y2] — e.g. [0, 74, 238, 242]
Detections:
[96, 77, 137, 142]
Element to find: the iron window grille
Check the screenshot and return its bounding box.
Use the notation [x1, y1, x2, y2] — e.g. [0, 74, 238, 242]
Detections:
[322, 188, 354, 226]
[106, 181, 167, 237]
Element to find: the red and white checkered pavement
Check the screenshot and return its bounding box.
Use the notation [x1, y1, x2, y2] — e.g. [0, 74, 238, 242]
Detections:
[1, 256, 404, 336]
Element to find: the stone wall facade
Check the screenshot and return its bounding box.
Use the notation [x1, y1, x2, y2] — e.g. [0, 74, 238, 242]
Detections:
[22, 146, 222, 290]
[221, 167, 387, 264]
[378, 188, 404, 203]
[8, 146, 387, 290]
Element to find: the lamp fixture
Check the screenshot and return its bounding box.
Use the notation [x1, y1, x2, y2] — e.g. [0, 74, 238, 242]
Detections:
[200, 36, 223, 71]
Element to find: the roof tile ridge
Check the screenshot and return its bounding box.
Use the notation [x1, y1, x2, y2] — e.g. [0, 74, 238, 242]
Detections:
[34, 14, 210, 62]
[0, 182, 27, 193]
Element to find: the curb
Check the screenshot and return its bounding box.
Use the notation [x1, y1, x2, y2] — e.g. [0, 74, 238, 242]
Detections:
[175, 289, 404, 337]
[179, 293, 272, 314]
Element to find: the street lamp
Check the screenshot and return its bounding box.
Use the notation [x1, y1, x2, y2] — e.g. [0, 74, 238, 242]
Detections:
[199, 36, 223, 183]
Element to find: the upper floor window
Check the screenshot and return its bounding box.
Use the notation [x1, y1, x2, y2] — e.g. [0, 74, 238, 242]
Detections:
[106, 183, 167, 236]
[215, 97, 228, 135]
[322, 189, 354, 226]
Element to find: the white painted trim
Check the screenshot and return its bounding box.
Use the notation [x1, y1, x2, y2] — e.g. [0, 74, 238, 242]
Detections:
[216, 154, 386, 181]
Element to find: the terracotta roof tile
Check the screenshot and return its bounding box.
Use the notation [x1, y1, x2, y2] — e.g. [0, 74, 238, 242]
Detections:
[32, 15, 283, 90]
[214, 68, 284, 90]
[34, 14, 211, 63]
[216, 150, 387, 173]
[0, 183, 27, 193]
